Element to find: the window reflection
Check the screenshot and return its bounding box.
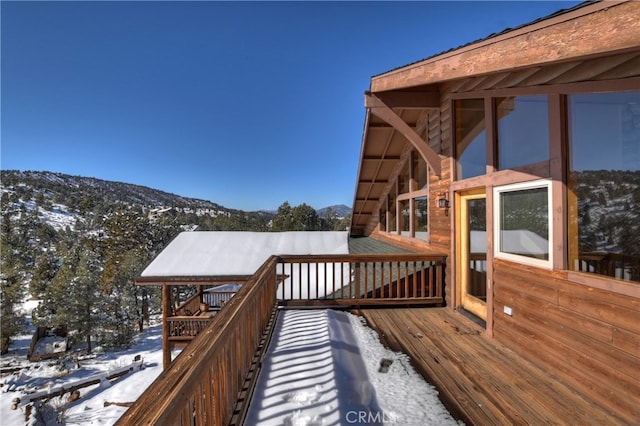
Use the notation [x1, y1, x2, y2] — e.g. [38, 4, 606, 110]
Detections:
[414, 196, 428, 240]
[399, 162, 410, 194]
[496, 96, 549, 169]
[400, 200, 411, 236]
[568, 91, 640, 282]
[388, 192, 396, 232]
[413, 154, 428, 190]
[455, 99, 486, 180]
[499, 186, 549, 260]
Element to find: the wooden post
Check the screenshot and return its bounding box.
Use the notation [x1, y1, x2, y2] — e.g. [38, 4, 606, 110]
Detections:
[162, 284, 171, 370]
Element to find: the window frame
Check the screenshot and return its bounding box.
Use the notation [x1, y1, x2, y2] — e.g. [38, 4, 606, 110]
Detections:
[493, 179, 554, 269]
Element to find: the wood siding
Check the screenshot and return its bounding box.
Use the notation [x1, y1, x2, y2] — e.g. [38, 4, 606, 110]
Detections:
[492, 259, 640, 424]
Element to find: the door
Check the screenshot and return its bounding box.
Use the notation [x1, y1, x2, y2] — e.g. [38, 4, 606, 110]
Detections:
[457, 190, 487, 321]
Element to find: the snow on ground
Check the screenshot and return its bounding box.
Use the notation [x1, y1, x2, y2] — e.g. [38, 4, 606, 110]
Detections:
[245, 309, 463, 426]
[2, 304, 462, 426]
[0, 301, 172, 426]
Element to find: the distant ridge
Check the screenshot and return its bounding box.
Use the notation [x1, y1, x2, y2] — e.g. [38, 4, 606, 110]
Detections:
[0, 170, 351, 215]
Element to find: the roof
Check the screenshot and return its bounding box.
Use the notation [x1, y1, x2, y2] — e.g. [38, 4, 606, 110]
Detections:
[350, 0, 640, 236]
[372, 1, 594, 80]
[139, 231, 349, 280]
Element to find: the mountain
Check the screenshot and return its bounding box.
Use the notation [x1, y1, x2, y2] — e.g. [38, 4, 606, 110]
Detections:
[1, 170, 246, 212]
[0, 170, 351, 236]
[317, 204, 352, 218]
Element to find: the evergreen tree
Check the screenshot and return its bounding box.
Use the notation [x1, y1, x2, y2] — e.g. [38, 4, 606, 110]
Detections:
[30, 249, 59, 297]
[0, 229, 26, 354]
[292, 203, 320, 230]
[271, 201, 295, 231]
[34, 243, 103, 353]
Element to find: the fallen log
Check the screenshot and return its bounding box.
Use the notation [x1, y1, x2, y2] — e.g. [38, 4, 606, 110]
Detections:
[11, 358, 143, 409]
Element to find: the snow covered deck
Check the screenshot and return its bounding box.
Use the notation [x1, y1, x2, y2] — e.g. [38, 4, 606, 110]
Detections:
[244, 309, 460, 425]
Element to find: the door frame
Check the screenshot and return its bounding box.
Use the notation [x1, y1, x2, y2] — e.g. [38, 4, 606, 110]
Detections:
[455, 188, 489, 323]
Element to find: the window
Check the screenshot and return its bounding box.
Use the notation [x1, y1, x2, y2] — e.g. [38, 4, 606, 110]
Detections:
[567, 91, 640, 282]
[400, 199, 411, 236]
[399, 162, 410, 194]
[380, 151, 429, 240]
[412, 154, 428, 190]
[496, 96, 550, 169]
[455, 99, 486, 180]
[494, 180, 553, 269]
[388, 192, 396, 233]
[413, 196, 428, 240]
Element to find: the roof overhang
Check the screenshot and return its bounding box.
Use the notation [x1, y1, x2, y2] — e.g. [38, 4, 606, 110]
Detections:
[370, 1, 640, 92]
[350, 1, 640, 237]
[350, 87, 440, 237]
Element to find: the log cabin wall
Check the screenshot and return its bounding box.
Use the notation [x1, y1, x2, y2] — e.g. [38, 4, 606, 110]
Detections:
[441, 51, 640, 423]
[492, 259, 640, 423]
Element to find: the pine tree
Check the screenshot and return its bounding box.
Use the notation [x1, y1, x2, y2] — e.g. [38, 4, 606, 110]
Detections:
[271, 202, 295, 231]
[34, 243, 103, 353]
[0, 212, 27, 353]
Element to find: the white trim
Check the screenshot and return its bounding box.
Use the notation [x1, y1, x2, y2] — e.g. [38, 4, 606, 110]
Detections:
[493, 179, 553, 269]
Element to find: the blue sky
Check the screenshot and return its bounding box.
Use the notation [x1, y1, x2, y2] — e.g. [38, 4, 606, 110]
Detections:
[1, 1, 581, 211]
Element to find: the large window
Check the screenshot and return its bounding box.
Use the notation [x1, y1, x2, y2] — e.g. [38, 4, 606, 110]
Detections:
[494, 180, 553, 269]
[568, 91, 640, 282]
[380, 151, 429, 240]
[455, 99, 486, 180]
[496, 96, 550, 169]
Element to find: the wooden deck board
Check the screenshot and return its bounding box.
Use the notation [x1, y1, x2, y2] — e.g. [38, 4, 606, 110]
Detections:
[358, 308, 622, 425]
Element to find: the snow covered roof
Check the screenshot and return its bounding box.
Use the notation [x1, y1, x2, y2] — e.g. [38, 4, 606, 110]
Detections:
[139, 231, 349, 279]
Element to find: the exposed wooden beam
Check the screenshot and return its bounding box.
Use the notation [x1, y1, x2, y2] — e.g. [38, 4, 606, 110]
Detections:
[372, 91, 440, 109]
[362, 155, 401, 161]
[358, 179, 388, 184]
[365, 92, 442, 177]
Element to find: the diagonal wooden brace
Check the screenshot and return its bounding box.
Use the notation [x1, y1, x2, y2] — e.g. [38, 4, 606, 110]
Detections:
[365, 92, 442, 177]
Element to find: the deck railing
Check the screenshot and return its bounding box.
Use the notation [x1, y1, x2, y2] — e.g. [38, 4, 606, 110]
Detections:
[578, 252, 640, 282]
[277, 253, 446, 306]
[117, 252, 446, 425]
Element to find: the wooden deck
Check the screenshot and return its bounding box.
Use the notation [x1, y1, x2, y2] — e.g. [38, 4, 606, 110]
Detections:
[358, 308, 624, 425]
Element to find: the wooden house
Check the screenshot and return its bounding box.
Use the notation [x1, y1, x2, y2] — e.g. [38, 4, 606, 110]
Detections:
[351, 1, 639, 422]
[118, 2, 639, 424]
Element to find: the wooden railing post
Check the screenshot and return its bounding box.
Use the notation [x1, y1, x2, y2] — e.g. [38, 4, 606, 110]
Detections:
[162, 283, 171, 370]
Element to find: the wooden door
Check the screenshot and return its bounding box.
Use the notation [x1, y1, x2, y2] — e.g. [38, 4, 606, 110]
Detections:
[457, 190, 487, 321]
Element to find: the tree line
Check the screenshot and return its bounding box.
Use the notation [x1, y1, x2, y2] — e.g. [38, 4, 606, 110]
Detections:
[1, 172, 351, 355]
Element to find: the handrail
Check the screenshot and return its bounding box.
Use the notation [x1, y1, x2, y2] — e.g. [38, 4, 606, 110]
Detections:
[118, 252, 447, 425]
[117, 256, 279, 425]
[277, 253, 446, 306]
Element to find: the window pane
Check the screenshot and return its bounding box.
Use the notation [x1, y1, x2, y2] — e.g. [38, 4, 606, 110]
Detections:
[413, 153, 428, 190]
[399, 162, 410, 194]
[388, 193, 396, 232]
[400, 200, 410, 236]
[499, 187, 549, 260]
[568, 91, 640, 282]
[497, 96, 549, 169]
[379, 208, 386, 232]
[455, 99, 486, 180]
[414, 196, 428, 240]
